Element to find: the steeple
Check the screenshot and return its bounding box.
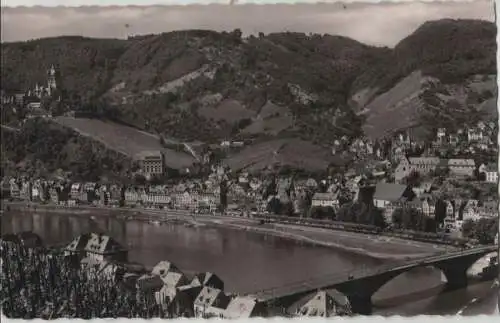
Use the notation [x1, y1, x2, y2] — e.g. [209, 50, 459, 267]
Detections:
[47, 65, 57, 93]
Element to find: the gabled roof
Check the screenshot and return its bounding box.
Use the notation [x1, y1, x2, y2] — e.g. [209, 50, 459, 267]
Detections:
[224, 296, 261, 319]
[191, 272, 225, 290]
[408, 157, 441, 166]
[65, 233, 91, 252]
[484, 163, 498, 172]
[194, 286, 228, 309]
[136, 274, 164, 292]
[84, 233, 125, 255]
[373, 183, 410, 202]
[312, 192, 338, 201]
[161, 271, 188, 287]
[448, 159, 475, 167]
[292, 290, 349, 317]
[135, 150, 163, 159]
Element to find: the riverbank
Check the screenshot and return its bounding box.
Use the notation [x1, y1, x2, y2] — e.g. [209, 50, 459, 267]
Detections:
[3, 202, 452, 260]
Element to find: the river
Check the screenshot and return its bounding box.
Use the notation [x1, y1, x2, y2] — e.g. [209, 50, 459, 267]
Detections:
[1, 210, 498, 315]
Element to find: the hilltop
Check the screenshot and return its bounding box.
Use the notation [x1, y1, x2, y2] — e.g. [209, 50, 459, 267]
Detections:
[0, 19, 497, 175]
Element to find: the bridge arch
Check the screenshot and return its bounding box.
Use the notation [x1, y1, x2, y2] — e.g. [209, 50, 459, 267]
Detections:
[334, 249, 495, 314]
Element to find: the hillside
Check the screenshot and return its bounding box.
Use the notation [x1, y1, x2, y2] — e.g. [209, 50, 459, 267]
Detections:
[0, 19, 497, 175]
[1, 118, 133, 180]
[351, 19, 497, 139]
[224, 138, 336, 174]
[53, 117, 195, 170]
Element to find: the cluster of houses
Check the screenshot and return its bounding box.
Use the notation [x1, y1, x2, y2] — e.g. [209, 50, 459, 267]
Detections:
[59, 232, 351, 318]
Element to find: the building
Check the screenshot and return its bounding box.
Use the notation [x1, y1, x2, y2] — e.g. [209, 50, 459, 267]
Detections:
[155, 285, 194, 317]
[394, 157, 441, 182]
[448, 159, 475, 177]
[152, 260, 181, 276]
[223, 296, 268, 319]
[467, 128, 483, 142]
[144, 193, 171, 207]
[311, 192, 339, 209]
[479, 163, 498, 183]
[65, 233, 92, 259]
[290, 290, 350, 317]
[136, 150, 164, 178]
[373, 182, 414, 208]
[193, 286, 231, 318]
[136, 274, 164, 305]
[190, 272, 225, 291]
[124, 188, 141, 206]
[83, 233, 128, 262]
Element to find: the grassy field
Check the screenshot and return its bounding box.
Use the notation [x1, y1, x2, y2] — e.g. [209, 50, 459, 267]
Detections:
[53, 117, 195, 170]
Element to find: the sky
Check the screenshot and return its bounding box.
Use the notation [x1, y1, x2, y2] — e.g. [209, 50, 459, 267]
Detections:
[0, 1, 495, 46]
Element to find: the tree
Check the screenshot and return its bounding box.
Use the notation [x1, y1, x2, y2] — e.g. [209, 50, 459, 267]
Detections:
[461, 219, 475, 239]
[266, 197, 281, 214]
[133, 174, 147, 186]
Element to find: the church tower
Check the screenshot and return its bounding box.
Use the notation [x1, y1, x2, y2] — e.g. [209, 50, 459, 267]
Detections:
[47, 65, 57, 95]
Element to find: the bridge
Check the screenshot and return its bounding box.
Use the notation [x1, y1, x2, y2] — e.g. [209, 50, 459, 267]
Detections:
[248, 245, 497, 315]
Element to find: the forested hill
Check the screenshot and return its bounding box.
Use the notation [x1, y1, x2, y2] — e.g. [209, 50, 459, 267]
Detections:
[1, 19, 496, 144]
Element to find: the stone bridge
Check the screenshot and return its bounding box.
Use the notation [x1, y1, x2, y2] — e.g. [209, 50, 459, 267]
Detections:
[249, 245, 497, 315]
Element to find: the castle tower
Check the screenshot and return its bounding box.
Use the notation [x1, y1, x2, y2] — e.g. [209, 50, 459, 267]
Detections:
[47, 65, 57, 95]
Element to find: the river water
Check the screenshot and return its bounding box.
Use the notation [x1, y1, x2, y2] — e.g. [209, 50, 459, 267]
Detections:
[1, 210, 498, 315]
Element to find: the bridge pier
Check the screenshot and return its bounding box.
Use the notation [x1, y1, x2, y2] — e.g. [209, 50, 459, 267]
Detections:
[346, 295, 373, 315]
[440, 266, 468, 290]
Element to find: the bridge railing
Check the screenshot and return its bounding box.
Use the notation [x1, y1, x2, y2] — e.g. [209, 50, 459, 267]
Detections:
[250, 246, 496, 299]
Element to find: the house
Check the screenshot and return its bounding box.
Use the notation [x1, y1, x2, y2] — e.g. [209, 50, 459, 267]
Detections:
[136, 150, 164, 179]
[395, 157, 441, 182]
[136, 274, 165, 304]
[144, 193, 171, 207]
[83, 233, 128, 262]
[467, 128, 483, 142]
[70, 183, 82, 200]
[462, 206, 480, 222]
[437, 128, 446, 141]
[191, 272, 225, 290]
[479, 163, 498, 183]
[9, 181, 20, 199]
[162, 271, 189, 288]
[420, 197, 436, 217]
[290, 290, 350, 317]
[193, 286, 231, 318]
[124, 188, 141, 206]
[49, 187, 60, 204]
[65, 233, 92, 259]
[311, 192, 339, 209]
[152, 260, 181, 276]
[373, 182, 414, 208]
[448, 159, 475, 177]
[223, 296, 267, 319]
[173, 191, 194, 209]
[155, 285, 194, 317]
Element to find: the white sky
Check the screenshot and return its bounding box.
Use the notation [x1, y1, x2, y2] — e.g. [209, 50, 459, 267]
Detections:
[0, 1, 494, 46]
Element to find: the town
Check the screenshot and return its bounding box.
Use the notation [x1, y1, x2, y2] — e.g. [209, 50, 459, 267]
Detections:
[1, 3, 499, 317]
[2, 72, 498, 244]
